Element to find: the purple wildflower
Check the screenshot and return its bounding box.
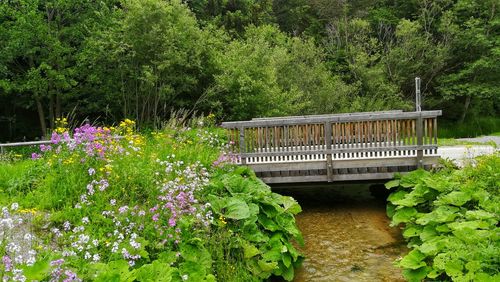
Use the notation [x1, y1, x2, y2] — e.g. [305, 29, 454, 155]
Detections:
[2, 255, 12, 272]
[152, 213, 160, 222]
[168, 218, 176, 227]
[40, 144, 52, 152]
[50, 258, 65, 267]
[51, 132, 61, 144]
[118, 206, 129, 214]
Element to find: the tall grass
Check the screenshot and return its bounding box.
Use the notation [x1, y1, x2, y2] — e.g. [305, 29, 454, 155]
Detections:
[439, 117, 500, 138]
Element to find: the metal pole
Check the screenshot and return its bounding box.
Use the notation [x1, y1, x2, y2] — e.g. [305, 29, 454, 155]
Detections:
[415, 77, 423, 168]
[415, 77, 421, 112]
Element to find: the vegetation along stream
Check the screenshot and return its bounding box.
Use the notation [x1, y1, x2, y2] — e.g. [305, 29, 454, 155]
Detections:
[275, 184, 407, 282]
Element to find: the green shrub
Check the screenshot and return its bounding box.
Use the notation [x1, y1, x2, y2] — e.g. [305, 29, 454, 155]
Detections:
[385, 154, 500, 281]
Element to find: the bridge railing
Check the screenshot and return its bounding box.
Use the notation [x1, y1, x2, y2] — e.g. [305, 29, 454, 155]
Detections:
[221, 110, 441, 182]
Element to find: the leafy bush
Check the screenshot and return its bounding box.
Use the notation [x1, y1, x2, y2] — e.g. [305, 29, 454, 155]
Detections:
[207, 166, 304, 281]
[385, 154, 500, 281]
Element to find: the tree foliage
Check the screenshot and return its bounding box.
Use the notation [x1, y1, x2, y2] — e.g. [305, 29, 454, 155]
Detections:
[0, 0, 498, 140]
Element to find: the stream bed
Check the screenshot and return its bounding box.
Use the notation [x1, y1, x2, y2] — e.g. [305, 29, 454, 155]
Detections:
[275, 184, 408, 282]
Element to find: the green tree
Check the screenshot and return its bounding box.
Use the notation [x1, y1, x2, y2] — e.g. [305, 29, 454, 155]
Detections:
[80, 0, 215, 127]
[210, 25, 353, 120]
[187, 0, 275, 35]
[436, 0, 499, 122]
[0, 0, 116, 136]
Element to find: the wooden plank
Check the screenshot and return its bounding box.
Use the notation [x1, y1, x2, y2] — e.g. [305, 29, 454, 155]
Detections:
[239, 127, 246, 165]
[433, 118, 438, 153]
[240, 145, 438, 157]
[260, 171, 415, 183]
[221, 111, 442, 128]
[332, 172, 404, 181]
[251, 110, 404, 121]
[325, 122, 333, 182]
[331, 156, 439, 169]
[250, 161, 326, 172]
[261, 175, 329, 184]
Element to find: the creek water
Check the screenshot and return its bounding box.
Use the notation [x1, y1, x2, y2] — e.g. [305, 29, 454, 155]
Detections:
[275, 184, 407, 282]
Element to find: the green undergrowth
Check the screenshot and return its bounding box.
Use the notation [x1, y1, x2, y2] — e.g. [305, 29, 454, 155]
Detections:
[437, 138, 497, 148]
[439, 117, 500, 138]
[385, 154, 500, 282]
[0, 121, 303, 281]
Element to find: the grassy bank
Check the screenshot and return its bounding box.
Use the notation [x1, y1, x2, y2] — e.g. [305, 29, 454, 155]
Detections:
[0, 119, 303, 281]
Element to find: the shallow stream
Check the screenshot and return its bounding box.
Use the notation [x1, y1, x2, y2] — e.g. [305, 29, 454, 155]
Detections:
[275, 184, 407, 282]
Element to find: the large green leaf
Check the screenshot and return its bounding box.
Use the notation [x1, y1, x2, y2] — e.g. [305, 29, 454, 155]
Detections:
[416, 205, 460, 225]
[400, 170, 429, 188]
[22, 257, 51, 281]
[402, 266, 430, 282]
[258, 213, 279, 231]
[423, 176, 450, 192]
[90, 260, 136, 282]
[281, 196, 302, 214]
[180, 242, 211, 269]
[465, 210, 496, 220]
[179, 261, 206, 282]
[392, 207, 418, 225]
[420, 225, 438, 241]
[437, 191, 471, 206]
[385, 179, 400, 189]
[258, 260, 279, 272]
[403, 225, 423, 238]
[136, 261, 173, 282]
[399, 250, 427, 270]
[242, 221, 269, 242]
[243, 241, 261, 259]
[444, 258, 464, 278]
[223, 197, 251, 219]
[418, 236, 445, 256]
[387, 190, 408, 204]
[281, 263, 294, 281]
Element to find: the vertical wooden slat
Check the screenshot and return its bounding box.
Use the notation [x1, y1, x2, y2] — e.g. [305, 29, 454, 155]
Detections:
[433, 118, 438, 154]
[325, 121, 333, 182]
[239, 127, 246, 165]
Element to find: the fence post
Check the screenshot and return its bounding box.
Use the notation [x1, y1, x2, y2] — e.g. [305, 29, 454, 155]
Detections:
[325, 121, 333, 182]
[415, 77, 423, 168]
[415, 77, 421, 112]
[239, 127, 246, 165]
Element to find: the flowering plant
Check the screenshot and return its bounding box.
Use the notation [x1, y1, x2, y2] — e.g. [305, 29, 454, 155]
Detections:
[0, 119, 303, 281]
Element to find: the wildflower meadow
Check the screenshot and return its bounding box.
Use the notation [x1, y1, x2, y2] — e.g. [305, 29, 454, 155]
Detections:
[0, 117, 304, 281]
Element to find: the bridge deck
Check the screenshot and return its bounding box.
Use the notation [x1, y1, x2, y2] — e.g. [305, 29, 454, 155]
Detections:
[222, 110, 442, 183]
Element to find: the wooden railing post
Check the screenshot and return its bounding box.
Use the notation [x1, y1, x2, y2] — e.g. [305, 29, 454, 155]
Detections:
[416, 113, 423, 168]
[325, 121, 333, 182]
[239, 127, 246, 165]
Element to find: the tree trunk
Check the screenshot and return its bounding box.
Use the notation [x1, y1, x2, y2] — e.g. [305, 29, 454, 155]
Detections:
[36, 97, 47, 137]
[459, 96, 471, 124]
[56, 93, 61, 118]
[49, 92, 55, 129]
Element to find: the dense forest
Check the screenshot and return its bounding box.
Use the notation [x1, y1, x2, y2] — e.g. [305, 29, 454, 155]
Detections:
[0, 0, 498, 141]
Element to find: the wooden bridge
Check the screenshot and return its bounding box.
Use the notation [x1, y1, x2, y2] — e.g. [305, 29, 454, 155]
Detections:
[221, 110, 442, 184]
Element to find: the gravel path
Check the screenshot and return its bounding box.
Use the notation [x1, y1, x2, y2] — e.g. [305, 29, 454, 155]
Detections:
[438, 145, 497, 167]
